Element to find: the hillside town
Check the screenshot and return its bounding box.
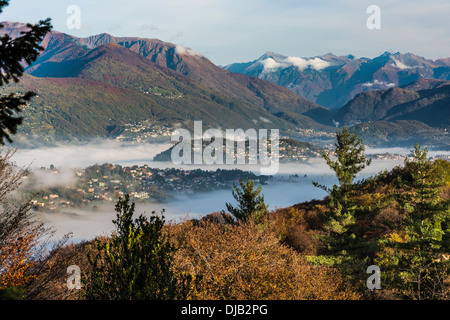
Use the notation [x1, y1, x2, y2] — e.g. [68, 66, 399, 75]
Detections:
[154, 137, 324, 163]
[22, 164, 269, 212]
[114, 121, 173, 143]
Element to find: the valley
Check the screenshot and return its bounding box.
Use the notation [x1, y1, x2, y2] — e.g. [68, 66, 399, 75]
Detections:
[1, 0, 449, 303]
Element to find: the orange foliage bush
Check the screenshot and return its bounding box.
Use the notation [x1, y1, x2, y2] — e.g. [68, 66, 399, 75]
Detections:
[25, 239, 94, 300]
[0, 149, 71, 298]
[168, 218, 360, 300]
[268, 207, 318, 254]
[0, 228, 39, 289]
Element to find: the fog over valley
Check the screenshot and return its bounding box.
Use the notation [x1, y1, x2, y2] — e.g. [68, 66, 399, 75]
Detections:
[36, 178, 330, 242]
[12, 140, 173, 169]
[10, 140, 448, 242]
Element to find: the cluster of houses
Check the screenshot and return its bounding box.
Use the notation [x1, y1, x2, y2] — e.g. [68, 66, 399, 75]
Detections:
[278, 142, 322, 161]
[30, 164, 266, 212]
[368, 152, 450, 161]
[290, 128, 336, 138]
[115, 122, 172, 142]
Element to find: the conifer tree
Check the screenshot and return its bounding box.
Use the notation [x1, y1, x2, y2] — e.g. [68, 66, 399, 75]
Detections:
[314, 127, 371, 237]
[377, 144, 450, 299]
[0, 1, 52, 144]
[225, 177, 268, 223]
[401, 144, 449, 253]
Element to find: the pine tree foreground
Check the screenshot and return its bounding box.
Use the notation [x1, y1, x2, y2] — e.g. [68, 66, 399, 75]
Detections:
[314, 127, 371, 239]
[224, 177, 269, 224]
[376, 144, 450, 299]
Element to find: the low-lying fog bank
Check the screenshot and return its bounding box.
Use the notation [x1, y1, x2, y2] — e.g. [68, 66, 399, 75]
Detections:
[10, 141, 450, 243]
[36, 175, 331, 242]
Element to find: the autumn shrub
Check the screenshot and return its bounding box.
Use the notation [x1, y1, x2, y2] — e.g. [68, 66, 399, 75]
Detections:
[0, 150, 51, 297]
[24, 239, 93, 300]
[199, 211, 231, 225]
[0, 149, 70, 299]
[0, 228, 39, 289]
[268, 207, 318, 254]
[372, 206, 403, 235]
[168, 217, 360, 300]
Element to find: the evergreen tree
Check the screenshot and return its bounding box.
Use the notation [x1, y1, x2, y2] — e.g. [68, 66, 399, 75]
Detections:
[224, 177, 268, 223]
[377, 144, 450, 299]
[84, 195, 190, 300]
[402, 144, 449, 253]
[312, 128, 379, 297]
[314, 127, 371, 237]
[0, 1, 52, 144]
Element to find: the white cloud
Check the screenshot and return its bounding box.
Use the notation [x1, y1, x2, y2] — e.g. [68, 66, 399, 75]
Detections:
[285, 56, 309, 70]
[262, 56, 331, 72]
[362, 79, 396, 88]
[28, 168, 77, 189]
[12, 140, 173, 169]
[175, 44, 203, 57]
[307, 57, 331, 70]
[262, 57, 282, 70]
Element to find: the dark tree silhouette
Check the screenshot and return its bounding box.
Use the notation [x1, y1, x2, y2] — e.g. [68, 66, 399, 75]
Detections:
[84, 195, 190, 300]
[0, 1, 52, 144]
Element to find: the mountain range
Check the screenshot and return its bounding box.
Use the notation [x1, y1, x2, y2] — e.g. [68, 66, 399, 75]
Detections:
[0, 22, 331, 142]
[224, 51, 450, 109]
[1, 22, 448, 148]
[335, 78, 450, 129]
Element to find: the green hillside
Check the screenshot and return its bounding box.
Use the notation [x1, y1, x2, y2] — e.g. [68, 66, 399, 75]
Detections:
[350, 120, 449, 148]
[335, 82, 450, 130]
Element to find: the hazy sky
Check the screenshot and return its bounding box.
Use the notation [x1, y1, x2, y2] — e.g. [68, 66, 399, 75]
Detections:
[2, 0, 450, 67]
